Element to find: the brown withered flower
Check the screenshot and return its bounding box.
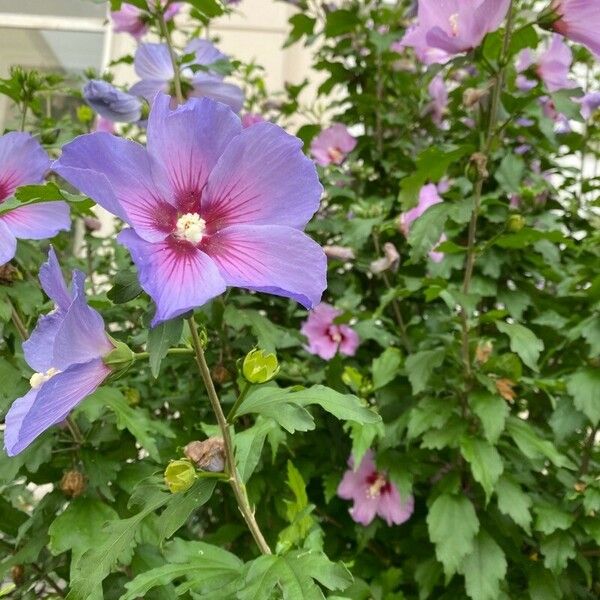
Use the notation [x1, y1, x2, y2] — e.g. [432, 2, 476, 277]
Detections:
[60, 470, 86, 497]
[184, 437, 225, 473]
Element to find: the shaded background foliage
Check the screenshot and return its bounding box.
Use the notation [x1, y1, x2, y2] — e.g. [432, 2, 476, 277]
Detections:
[1, 0, 599, 598]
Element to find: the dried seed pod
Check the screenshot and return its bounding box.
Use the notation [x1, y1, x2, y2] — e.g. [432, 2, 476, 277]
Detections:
[60, 470, 86, 497]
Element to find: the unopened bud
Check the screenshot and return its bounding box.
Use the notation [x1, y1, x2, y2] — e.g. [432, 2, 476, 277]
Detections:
[323, 245, 355, 261]
[507, 214, 525, 232]
[60, 470, 86, 497]
[164, 459, 196, 493]
[103, 339, 135, 375]
[242, 348, 279, 384]
[124, 388, 140, 406]
[77, 104, 94, 123]
[184, 437, 226, 472]
[369, 242, 400, 274]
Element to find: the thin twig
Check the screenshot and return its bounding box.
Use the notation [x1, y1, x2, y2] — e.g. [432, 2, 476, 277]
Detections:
[156, 7, 184, 104]
[187, 317, 271, 555]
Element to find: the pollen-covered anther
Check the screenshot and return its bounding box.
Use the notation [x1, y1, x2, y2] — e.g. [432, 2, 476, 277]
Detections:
[367, 474, 387, 499]
[29, 367, 61, 389]
[449, 13, 459, 36]
[175, 213, 206, 244]
[327, 146, 344, 163]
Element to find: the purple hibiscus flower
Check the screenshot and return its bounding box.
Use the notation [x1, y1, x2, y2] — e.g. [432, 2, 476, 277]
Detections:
[4, 248, 116, 456]
[517, 35, 576, 93]
[577, 91, 600, 120]
[310, 123, 357, 167]
[301, 303, 359, 361]
[337, 450, 414, 526]
[111, 0, 182, 40]
[130, 40, 244, 112]
[0, 133, 70, 266]
[401, 0, 510, 64]
[54, 93, 326, 326]
[427, 74, 448, 127]
[83, 80, 143, 123]
[399, 183, 446, 263]
[549, 0, 600, 58]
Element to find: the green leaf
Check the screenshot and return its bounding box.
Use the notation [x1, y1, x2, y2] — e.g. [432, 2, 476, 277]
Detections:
[506, 418, 574, 469]
[459, 531, 507, 600]
[157, 478, 216, 542]
[507, 24, 539, 57]
[107, 270, 143, 304]
[469, 391, 509, 443]
[566, 369, 600, 425]
[239, 551, 352, 600]
[68, 484, 170, 600]
[237, 385, 380, 433]
[372, 347, 402, 389]
[83, 388, 174, 461]
[408, 204, 449, 260]
[286, 14, 316, 46]
[185, 0, 225, 18]
[495, 476, 532, 533]
[49, 499, 119, 577]
[324, 8, 359, 37]
[223, 305, 300, 352]
[405, 348, 445, 394]
[121, 539, 243, 599]
[460, 438, 504, 502]
[147, 317, 183, 378]
[496, 321, 543, 371]
[534, 504, 575, 535]
[235, 418, 277, 483]
[540, 531, 576, 573]
[494, 154, 525, 194]
[427, 494, 479, 577]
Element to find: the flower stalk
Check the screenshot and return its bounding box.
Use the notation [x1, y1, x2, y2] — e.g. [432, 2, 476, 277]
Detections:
[186, 316, 272, 555]
[156, 5, 184, 104]
[460, 0, 515, 378]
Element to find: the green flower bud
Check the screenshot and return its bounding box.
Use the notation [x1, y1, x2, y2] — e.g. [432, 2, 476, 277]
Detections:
[507, 214, 525, 232]
[103, 339, 135, 376]
[242, 349, 279, 384]
[164, 459, 196, 493]
[77, 105, 94, 123]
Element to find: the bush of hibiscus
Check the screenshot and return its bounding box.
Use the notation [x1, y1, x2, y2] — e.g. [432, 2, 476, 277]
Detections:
[1, 0, 599, 598]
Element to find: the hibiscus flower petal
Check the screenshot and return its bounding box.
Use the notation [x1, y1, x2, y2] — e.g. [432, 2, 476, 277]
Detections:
[377, 486, 415, 526]
[52, 271, 114, 369]
[0, 220, 17, 266]
[54, 133, 176, 242]
[134, 43, 174, 82]
[0, 132, 50, 199]
[189, 76, 245, 113]
[147, 93, 241, 213]
[204, 224, 326, 309]
[39, 246, 72, 310]
[118, 228, 227, 326]
[0, 202, 70, 240]
[202, 123, 322, 230]
[5, 359, 110, 456]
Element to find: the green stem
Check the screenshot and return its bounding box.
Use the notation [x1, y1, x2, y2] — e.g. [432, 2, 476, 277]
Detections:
[459, 0, 515, 378]
[227, 380, 252, 423]
[6, 297, 28, 341]
[187, 317, 271, 555]
[19, 103, 28, 132]
[156, 7, 184, 104]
